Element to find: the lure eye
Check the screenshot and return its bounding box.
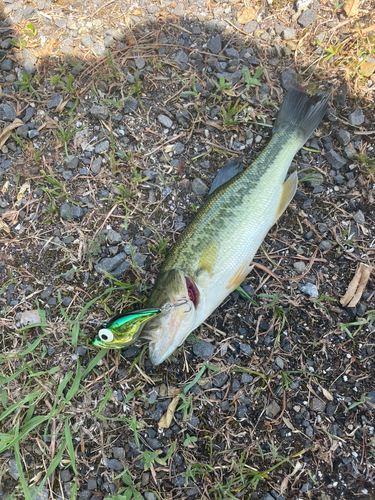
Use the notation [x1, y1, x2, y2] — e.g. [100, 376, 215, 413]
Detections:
[98, 328, 114, 343]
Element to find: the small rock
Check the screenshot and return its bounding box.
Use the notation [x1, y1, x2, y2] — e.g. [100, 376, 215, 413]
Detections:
[1, 59, 13, 71]
[8, 458, 20, 480]
[135, 56, 145, 69]
[0, 103, 16, 121]
[94, 140, 109, 154]
[103, 458, 124, 471]
[241, 373, 254, 384]
[95, 252, 127, 273]
[172, 3, 184, 16]
[275, 356, 284, 369]
[192, 178, 208, 195]
[207, 35, 222, 55]
[239, 343, 253, 355]
[107, 229, 122, 245]
[243, 21, 258, 34]
[158, 114, 173, 128]
[81, 34, 94, 48]
[266, 401, 281, 418]
[353, 210, 365, 225]
[212, 372, 229, 388]
[293, 261, 306, 273]
[67, 156, 79, 169]
[91, 157, 102, 175]
[348, 108, 364, 126]
[326, 404, 336, 416]
[122, 345, 141, 358]
[90, 105, 109, 120]
[60, 469, 71, 482]
[225, 47, 239, 59]
[336, 129, 351, 146]
[55, 18, 67, 28]
[310, 397, 326, 412]
[112, 447, 124, 459]
[123, 97, 139, 114]
[281, 68, 297, 90]
[87, 478, 97, 490]
[282, 28, 296, 40]
[22, 48, 37, 75]
[297, 9, 317, 27]
[319, 240, 332, 251]
[173, 142, 185, 155]
[193, 341, 215, 359]
[60, 202, 82, 220]
[325, 149, 346, 170]
[174, 50, 189, 64]
[23, 107, 35, 123]
[298, 282, 319, 298]
[236, 406, 248, 418]
[366, 391, 375, 410]
[76, 346, 87, 357]
[28, 130, 39, 139]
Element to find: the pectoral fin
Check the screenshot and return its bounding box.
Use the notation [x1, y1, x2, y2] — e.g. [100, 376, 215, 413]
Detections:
[274, 171, 298, 224]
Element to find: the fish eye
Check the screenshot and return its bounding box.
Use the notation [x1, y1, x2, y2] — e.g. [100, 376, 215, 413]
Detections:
[98, 329, 114, 343]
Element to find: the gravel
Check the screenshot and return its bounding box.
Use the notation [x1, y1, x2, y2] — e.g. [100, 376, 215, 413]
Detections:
[348, 108, 365, 126]
[158, 114, 173, 128]
[192, 341, 215, 359]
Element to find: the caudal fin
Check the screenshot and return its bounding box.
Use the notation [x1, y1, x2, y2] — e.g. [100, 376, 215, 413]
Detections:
[273, 87, 330, 143]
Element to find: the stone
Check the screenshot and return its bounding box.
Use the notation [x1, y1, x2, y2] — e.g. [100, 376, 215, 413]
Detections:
[172, 3, 184, 16]
[294, 261, 306, 273]
[8, 458, 20, 480]
[1, 59, 13, 71]
[212, 372, 229, 388]
[348, 108, 364, 126]
[192, 178, 208, 195]
[158, 114, 173, 128]
[94, 42, 107, 56]
[107, 229, 122, 245]
[281, 68, 297, 90]
[90, 105, 109, 120]
[55, 18, 67, 28]
[266, 401, 281, 418]
[192, 341, 215, 359]
[67, 157, 79, 169]
[103, 458, 124, 471]
[76, 346, 87, 357]
[241, 373, 253, 383]
[326, 404, 336, 416]
[298, 282, 319, 298]
[112, 447, 124, 459]
[92, 157, 102, 175]
[297, 9, 317, 27]
[173, 142, 184, 155]
[366, 391, 375, 410]
[236, 406, 248, 418]
[123, 97, 138, 114]
[94, 141, 109, 154]
[325, 149, 346, 170]
[23, 107, 35, 123]
[239, 343, 253, 355]
[282, 28, 296, 40]
[207, 35, 222, 54]
[22, 48, 37, 75]
[17, 124, 29, 138]
[95, 252, 127, 273]
[122, 345, 141, 358]
[243, 21, 258, 34]
[135, 56, 145, 69]
[319, 240, 332, 251]
[225, 47, 239, 59]
[28, 130, 39, 139]
[87, 478, 97, 490]
[336, 129, 350, 146]
[60, 469, 71, 482]
[310, 397, 326, 412]
[174, 50, 189, 64]
[0, 103, 16, 121]
[60, 202, 82, 220]
[354, 210, 365, 224]
[81, 34, 94, 48]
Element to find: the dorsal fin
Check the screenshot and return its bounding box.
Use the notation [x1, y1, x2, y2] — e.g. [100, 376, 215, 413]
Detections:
[209, 158, 243, 195]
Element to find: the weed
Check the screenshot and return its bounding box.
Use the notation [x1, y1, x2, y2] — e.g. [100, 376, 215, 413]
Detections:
[111, 470, 143, 500]
[53, 118, 81, 159]
[177, 393, 194, 420]
[354, 152, 375, 175]
[60, 72, 76, 95]
[15, 71, 41, 100]
[242, 67, 265, 89]
[24, 21, 37, 38]
[213, 75, 233, 97]
[220, 99, 247, 127]
[36, 166, 76, 214]
[105, 50, 118, 78]
[11, 133, 26, 149]
[273, 305, 288, 345]
[128, 71, 144, 109]
[148, 226, 170, 256]
[183, 433, 197, 447]
[10, 38, 27, 49]
[141, 450, 165, 471]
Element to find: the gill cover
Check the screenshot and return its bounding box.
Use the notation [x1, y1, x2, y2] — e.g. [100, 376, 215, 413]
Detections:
[93, 308, 161, 349]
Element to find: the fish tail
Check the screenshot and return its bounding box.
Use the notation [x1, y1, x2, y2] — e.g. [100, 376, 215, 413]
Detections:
[273, 86, 330, 143]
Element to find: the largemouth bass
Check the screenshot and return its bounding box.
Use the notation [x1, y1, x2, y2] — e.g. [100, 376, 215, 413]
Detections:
[93, 87, 329, 365]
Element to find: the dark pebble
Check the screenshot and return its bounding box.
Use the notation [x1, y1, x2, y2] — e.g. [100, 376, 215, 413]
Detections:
[297, 9, 317, 27]
[281, 68, 297, 90]
[212, 372, 229, 388]
[122, 346, 141, 358]
[103, 458, 124, 471]
[207, 35, 222, 54]
[192, 341, 215, 359]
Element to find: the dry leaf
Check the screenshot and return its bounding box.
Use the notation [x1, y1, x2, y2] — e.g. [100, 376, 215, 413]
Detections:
[0, 220, 10, 234]
[340, 262, 373, 307]
[158, 390, 181, 428]
[321, 387, 334, 401]
[1, 180, 10, 194]
[360, 60, 375, 77]
[343, 0, 359, 17]
[0, 118, 23, 149]
[237, 6, 257, 24]
[15, 182, 30, 207]
[282, 416, 295, 431]
[20, 310, 42, 326]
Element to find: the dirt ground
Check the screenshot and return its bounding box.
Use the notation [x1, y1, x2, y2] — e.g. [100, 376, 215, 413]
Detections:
[0, 0, 375, 499]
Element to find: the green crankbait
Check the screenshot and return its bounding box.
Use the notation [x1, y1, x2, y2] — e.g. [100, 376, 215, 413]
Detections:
[92, 308, 162, 349]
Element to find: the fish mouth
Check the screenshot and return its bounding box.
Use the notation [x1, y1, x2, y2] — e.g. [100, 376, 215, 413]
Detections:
[143, 274, 199, 365]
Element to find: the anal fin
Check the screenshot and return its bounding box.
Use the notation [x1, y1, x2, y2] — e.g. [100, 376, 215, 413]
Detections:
[274, 171, 298, 224]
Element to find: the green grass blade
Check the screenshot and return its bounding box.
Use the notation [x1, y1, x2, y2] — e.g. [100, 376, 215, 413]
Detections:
[65, 361, 81, 402]
[82, 350, 107, 379]
[65, 418, 77, 474]
[14, 426, 31, 500]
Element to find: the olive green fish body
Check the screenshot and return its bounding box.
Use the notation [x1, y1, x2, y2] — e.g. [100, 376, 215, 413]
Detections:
[143, 88, 330, 365]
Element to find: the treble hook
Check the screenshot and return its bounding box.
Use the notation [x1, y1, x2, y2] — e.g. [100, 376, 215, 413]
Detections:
[161, 297, 192, 314]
